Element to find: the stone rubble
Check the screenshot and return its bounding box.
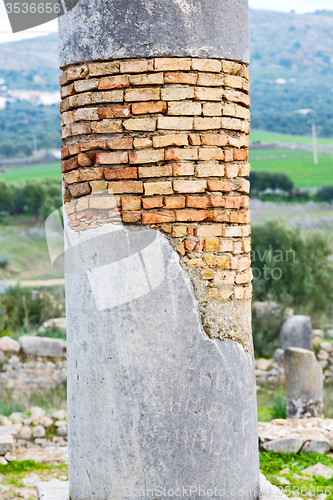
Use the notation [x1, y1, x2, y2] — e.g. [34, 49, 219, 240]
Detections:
[0, 406, 68, 465]
[0, 334, 67, 398]
[259, 417, 333, 453]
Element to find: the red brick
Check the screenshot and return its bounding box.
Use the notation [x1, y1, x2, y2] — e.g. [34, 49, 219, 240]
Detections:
[233, 178, 250, 194]
[225, 196, 243, 208]
[195, 164, 225, 177]
[71, 122, 91, 135]
[96, 152, 128, 165]
[66, 65, 88, 81]
[68, 182, 91, 198]
[233, 149, 248, 161]
[201, 134, 228, 147]
[208, 209, 230, 222]
[175, 210, 208, 222]
[188, 134, 201, 146]
[63, 192, 72, 205]
[125, 88, 160, 102]
[164, 72, 197, 84]
[173, 163, 195, 176]
[186, 258, 204, 267]
[59, 71, 69, 86]
[138, 165, 172, 178]
[152, 134, 188, 148]
[78, 153, 94, 167]
[195, 225, 223, 237]
[105, 167, 138, 180]
[212, 270, 235, 285]
[122, 211, 142, 223]
[133, 138, 153, 149]
[132, 101, 167, 115]
[186, 196, 209, 209]
[61, 157, 79, 173]
[129, 149, 164, 164]
[142, 197, 163, 209]
[142, 211, 176, 224]
[98, 105, 131, 119]
[241, 196, 250, 208]
[108, 181, 143, 194]
[224, 150, 234, 162]
[160, 225, 172, 233]
[229, 210, 250, 223]
[163, 196, 185, 209]
[194, 240, 204, 252]
[238, 163, 251, 177]
[184, 240, 196, 253]
[63, 170, 80, 184]
[209, 196, 226, 207]
[99, 75, 129, 89]
[61, 145, 71, 159]
[144, 181, 173, 196]
[173, 179, 206, 193]
[79, 139, 107, 151]
[80, 167, 104, 181]
[165, 149, 198, 161]
[199, 147, 224, 161]
[207, 180, 232, 192]
[122, 197, 142, 211]
[225, 165, 239, 179]
[108, 138, 133, 150]
[91, 120, 123, 134]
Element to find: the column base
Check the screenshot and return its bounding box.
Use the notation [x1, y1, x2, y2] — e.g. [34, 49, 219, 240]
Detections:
[37, 479, 69, 500]
[37, 475, 289, 500]
[286, 397, 324, 419]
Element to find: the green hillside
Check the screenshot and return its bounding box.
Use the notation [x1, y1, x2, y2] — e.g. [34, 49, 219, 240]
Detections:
[249, 9, 333, 138]
[0, 162, 61, 183]
[1, 11, 333, 158]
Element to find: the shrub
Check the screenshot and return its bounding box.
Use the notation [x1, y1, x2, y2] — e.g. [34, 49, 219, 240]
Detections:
[270, 390, 287, 419]
[252, 303, 289, 358]
[0, 254, 9, 269]
[251, 221, 333, 315]
[8, 178, 62, 220]
[0, 286, 63, 335]
[0, 181, 13, 213]
[317, 185, 333, 202]
[249, 171, 294, 194]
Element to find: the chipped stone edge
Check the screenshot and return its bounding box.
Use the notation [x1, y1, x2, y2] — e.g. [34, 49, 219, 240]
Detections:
[37, 475, 282, 500]
[164, 232, 252, 350]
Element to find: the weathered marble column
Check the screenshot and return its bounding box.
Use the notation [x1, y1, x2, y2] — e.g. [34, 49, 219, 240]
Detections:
[285, 347, 324, 418]
[54, 1, 259, 499]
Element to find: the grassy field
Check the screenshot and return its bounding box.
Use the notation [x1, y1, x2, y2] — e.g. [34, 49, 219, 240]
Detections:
[0, 134, 333, 189]
[249, 148, 333, 188]
[0, 215, 63, 281]
[0, 162, 61, 183]
[250, 129, 333, 147]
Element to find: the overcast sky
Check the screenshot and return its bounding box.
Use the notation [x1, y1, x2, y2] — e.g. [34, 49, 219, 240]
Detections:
[0, 0, 332, 43]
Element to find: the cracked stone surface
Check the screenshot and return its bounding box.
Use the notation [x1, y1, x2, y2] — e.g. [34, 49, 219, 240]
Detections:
[58, 0, 250, 67]
[65, 225, 259, 499]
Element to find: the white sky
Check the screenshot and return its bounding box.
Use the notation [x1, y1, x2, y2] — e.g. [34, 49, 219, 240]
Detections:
[0, 0, 332, 44]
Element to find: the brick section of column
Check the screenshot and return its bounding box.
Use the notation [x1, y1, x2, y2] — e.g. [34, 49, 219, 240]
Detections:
[60, 57, 252, 332]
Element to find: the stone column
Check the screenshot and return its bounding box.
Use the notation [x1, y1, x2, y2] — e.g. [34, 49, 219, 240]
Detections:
[285, 347, 324, 418]
[56, 1, 259, 499]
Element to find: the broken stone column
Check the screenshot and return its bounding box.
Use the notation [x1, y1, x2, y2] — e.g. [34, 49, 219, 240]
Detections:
[280, 315, 312, 350]
[285, 347, 324, 418]
[47, 1, 260, 499]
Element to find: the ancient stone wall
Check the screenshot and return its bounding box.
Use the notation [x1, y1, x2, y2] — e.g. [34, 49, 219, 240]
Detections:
[60, 56, 252, 348]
